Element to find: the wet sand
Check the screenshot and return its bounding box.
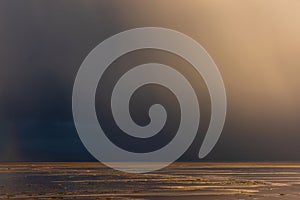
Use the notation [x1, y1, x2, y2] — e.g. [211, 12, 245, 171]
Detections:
[0, 162, 299, 199]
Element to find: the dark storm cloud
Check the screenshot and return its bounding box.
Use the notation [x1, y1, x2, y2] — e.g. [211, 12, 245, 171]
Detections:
[0, 0, 118, 160]
[0, 0, 114, 121]
[0, 0, 299, 161]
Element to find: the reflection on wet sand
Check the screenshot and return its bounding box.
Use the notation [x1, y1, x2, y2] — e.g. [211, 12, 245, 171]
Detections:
[0, 162, 299, 199]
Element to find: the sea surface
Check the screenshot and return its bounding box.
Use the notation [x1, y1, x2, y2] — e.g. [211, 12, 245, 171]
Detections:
[0, 162, 299, 199]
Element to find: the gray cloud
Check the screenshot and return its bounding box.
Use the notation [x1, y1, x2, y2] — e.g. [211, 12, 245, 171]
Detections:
[0, 0, 299, 161]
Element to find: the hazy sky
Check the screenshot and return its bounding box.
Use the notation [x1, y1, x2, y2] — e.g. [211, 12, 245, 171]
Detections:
[0, 0, 299, 161]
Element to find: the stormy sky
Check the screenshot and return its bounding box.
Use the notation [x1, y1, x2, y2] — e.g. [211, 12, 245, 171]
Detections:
[0, 0, 300, 161]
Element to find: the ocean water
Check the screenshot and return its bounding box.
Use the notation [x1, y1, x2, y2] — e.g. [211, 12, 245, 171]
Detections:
[0, 162, 299, 199]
